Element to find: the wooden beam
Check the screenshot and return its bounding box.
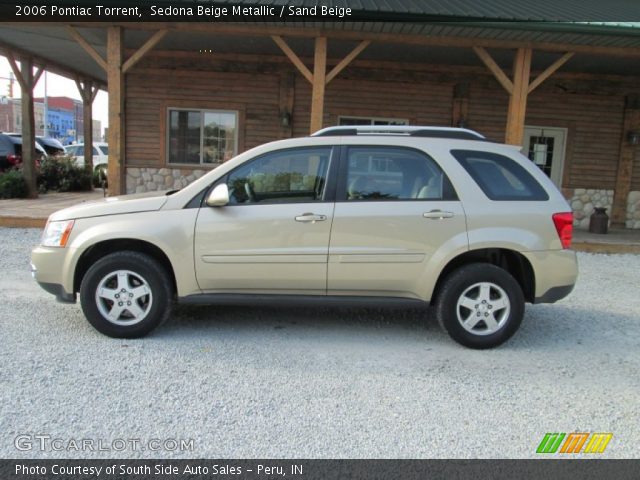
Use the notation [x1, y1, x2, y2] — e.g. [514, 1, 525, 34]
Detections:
[75, 78, 88, 102]
[90, 85, 99, 102]
[122, 29, 168, 74]
[325, 40, 370, 85]
[6, 53, 26, 88]
[132, 47, 640, 85]
[67, 25, 107, 71]
[12, 56, 38, 198]
[271, 35, 313, 83]
[528, 52, 575, 94]
[0, 40, 106, 89]
[75, 79, 95, 171]
[107, 26, 125, 196]
[310, 37, 327, 134]
[611, 100, 640, 226]
[472, 46, 513, 94]
[32, 67, 44, 86]
[100, 22, 640, 58]
[8, 21, 640, 58]
[505, 48, 532, 146]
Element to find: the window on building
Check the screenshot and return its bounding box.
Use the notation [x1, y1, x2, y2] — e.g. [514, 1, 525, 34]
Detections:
[167, 109, 238, 165]
[338, 116, 408, 126]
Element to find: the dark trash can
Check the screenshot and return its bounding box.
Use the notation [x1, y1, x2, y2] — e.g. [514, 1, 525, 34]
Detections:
[589, 207, 609, 234]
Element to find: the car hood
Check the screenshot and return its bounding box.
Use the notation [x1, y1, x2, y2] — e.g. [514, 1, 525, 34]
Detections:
[49, 191, 169, 222]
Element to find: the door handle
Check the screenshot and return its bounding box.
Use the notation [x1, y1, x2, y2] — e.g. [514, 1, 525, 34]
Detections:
[295, 213, 327, 223]
[423, 210, 454, 220]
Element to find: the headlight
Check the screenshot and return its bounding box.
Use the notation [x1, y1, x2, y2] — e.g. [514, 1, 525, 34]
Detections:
[41, 220, 75, 248]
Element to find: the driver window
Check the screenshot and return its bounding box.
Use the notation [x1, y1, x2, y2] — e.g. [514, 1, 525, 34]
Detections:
[227, 147, 331, 204]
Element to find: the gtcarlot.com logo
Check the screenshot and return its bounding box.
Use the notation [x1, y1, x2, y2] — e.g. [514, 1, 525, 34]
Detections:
[15, 434, 195, 452]
[536, 432, 613, 454]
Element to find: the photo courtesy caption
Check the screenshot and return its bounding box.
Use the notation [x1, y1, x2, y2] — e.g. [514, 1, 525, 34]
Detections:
[16, 463, 301, 476]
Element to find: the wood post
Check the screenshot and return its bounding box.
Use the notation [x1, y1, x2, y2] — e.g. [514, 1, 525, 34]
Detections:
[310, 37, 327, 134]
[474, 47, 570, 146]
[272, 36, 369, 134]
[505, 48, 532, 146]
[75, 79, 98, 172]
[7, 54, 40, 198]
[107, 26, 125, 196]
[68, 25, 165, 196]
[611, 96, 640, 227]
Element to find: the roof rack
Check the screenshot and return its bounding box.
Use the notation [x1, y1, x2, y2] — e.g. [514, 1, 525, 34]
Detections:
[311, 125, 486, 141]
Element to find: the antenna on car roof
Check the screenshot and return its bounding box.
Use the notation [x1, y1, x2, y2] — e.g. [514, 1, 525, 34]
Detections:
[311, 125, 486, 141]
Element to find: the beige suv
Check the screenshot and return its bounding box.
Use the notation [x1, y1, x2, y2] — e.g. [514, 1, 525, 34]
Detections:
[31, 126, 578, 348]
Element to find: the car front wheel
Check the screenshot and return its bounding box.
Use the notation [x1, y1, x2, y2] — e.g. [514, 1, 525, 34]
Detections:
[435, 263, 524, 349]
[79, 251, 173, 338]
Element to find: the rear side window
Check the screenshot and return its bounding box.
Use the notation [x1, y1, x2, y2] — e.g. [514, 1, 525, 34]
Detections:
[451, 150, 549, 201]
[344, 147, 457, 201]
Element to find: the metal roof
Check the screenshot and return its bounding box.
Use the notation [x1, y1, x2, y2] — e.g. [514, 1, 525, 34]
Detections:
[1, 1, 640, 87]
[202, 0, 640, 22]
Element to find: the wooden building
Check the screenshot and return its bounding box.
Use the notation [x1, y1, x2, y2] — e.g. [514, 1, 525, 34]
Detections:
[2, 3, 640, 228]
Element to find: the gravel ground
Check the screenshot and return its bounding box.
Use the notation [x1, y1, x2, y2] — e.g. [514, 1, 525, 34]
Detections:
[0, 227, 639, 459]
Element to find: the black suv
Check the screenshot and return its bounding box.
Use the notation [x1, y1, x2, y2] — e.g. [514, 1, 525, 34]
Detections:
[0, 133, 47, 171]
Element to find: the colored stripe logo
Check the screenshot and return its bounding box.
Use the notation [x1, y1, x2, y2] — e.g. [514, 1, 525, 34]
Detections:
[537, 433, 612, 454]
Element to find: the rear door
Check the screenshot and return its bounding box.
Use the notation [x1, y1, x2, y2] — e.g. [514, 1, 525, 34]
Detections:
[328, 146, 467, 299]
[194, 146, 337, 294]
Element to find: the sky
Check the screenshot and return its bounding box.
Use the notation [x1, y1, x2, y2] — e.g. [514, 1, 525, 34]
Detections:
[0, 55, 108, 137]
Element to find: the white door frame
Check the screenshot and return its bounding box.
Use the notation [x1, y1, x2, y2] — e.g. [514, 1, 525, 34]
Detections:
[523, 126, 568, 187]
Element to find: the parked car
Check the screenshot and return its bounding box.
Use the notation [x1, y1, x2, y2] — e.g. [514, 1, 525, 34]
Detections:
[6, 133, 65, 157]
[31, 126, 578, 348]
[65, 142, 108, 172]
[0, 133, 47, 171]
[36, 136, 66, 156]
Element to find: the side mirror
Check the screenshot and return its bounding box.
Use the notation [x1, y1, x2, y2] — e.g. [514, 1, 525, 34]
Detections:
[206, 184, 230, 207]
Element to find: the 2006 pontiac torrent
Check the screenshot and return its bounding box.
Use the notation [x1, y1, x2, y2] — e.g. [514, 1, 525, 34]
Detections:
[31, 126, 578, 348]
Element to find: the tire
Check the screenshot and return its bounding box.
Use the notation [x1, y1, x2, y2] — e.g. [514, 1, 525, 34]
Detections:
[435, 263, 524, 349]
[79, 251, 173, 338]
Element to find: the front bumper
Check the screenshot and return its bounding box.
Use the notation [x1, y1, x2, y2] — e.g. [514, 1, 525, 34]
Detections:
[36, 280, 76, 303]
[31, 246, 77, 304]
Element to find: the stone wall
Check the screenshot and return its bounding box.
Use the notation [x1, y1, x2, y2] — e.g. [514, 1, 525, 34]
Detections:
[567, 189, 614, 229]
[627, 191, 640, 229]
[126, 167, 213, 194]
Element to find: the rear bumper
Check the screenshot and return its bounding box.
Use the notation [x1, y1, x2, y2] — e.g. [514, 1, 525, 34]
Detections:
[522, 249, 578, 304]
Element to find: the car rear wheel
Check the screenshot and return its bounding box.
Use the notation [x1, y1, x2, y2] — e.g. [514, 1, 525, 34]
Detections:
[79, 251, 173, 338]
[435, 263, 524, 349]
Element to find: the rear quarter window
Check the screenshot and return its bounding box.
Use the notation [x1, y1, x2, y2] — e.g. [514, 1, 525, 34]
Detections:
[451, 150, 549, 201]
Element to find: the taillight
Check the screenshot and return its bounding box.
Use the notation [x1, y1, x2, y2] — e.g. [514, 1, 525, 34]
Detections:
[552, 212, 573, 249]
[7, 153, 20, 165]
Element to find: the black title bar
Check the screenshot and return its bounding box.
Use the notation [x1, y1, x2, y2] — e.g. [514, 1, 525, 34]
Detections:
[2, 459, 640, 480]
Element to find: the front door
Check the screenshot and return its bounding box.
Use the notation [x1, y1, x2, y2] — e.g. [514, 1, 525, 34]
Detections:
[194, 146, 336, 294]
[328, 146, 468, 299]
[523, 126, 567, 187]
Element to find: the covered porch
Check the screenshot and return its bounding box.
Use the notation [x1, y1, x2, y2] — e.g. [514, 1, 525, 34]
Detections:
[1, 16, 640, 228]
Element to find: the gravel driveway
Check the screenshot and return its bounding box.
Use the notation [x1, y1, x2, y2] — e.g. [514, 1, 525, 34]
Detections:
[1, 227, 639, 459]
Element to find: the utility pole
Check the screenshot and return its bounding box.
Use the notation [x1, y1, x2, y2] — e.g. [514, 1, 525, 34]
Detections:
[43, 70, 48, 137]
